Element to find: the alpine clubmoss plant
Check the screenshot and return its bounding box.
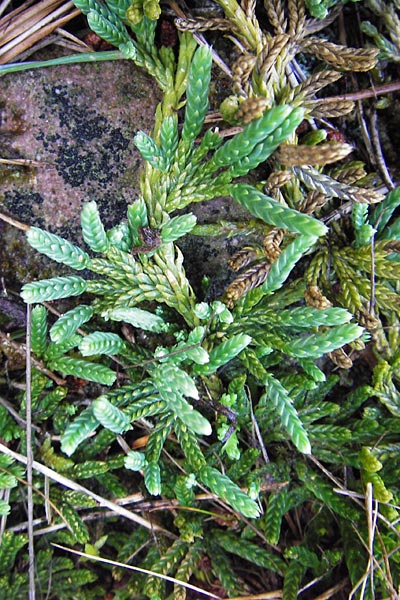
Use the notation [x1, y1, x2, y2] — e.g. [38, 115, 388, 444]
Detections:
[1, 0, 400, 598]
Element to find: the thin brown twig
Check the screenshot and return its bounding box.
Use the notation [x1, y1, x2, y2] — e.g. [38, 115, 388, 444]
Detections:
[53, 543, 222, 599]
[0, 210, 30, 231]
[368, 108, 395, 190]
[310, 79, 400, 103]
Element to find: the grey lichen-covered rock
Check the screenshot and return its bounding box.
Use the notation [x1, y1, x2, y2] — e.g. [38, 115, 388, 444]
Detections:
[0, 56, 161, 287]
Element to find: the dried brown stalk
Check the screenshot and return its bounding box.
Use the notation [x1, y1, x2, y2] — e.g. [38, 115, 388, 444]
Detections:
[228, 247, 260, 271]
[237, 96, 270, 123]
[298, 190, 327, 214]
[279, 142, 353, 166]
[301, 37, 379, 72]
[306, 98, 355, 119]
[263, 228, 284, 262]
[265, 170, 294, 191]
[224, 261, 271, 306]
[328, 348, 353, 369]
[305, 285, 332, 309]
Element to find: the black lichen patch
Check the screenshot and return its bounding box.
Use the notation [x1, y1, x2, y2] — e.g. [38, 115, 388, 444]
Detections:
[3, 190, 45, 226]
[39, 84, 131, 189]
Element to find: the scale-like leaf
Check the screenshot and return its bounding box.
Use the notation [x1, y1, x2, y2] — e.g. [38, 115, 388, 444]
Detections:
[264, 375, 311, 454]
[50, 305, 94, 343]
[92, 396, 131, 434]
[61, 407, 99, 457]
[49, 356, 116, 386]
[79, 332, 125, 356]
[231, 184, 327, 237]
[26, 227, 90, 270]
[81, 201, 109, 253]
[21, 276, 87, 304]
[30, 305, 48, 357]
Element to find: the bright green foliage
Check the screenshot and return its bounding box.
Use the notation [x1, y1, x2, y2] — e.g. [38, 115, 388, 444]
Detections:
[8, 6, 400, 598]
[101, 307, 167, 332]
[263, 374, 311, 454]
[195, 333, 251, 375]
[214, 531, 286, 575]
[49, 356, 116, 385]
[79, 331, 125, 356]
[50, 305, 94, 343]
[211, 106, 303, 169]
[276, 306, 352, 328]
[144, 460, 161, 496]
[124, 450, 146, 471]
[352, 203, 375, 247]
[26, 227, 90, 270]
[304, 0, 352, 18]
[361, 21, 400, 61]
[161, 214, 197, 243]
[174, 419, 207, 471]
[59, 503, 90, 544]
[160, 115, 178, 166]
[21, 275, 87, 303]
[0, 406, 21, 442]
[92, 396, 131, 433]
[199, 466, 260, 518]
[174, 474, 196, 506]
[45, 335, 81, 361]
[281, 323, 363, 358]
[86, 7, 136, 58]
[127, 198, 148, 243]
[371, 187, 400, 235]
[81, 201, 109, 253]
[282, 561, 306, 600]
[181, 46, 212, 148]
[61, 407, 100, 456]
[264, 486, 288, 545]
[152, 364, 211, 435]
[30, 305, 47, 357]
[105, 0, 131, 21]
[231, 184, 327, 237]
[134, 131, 168, 171]
[262, 235, 318, 295]
[0, 532, 28, 573]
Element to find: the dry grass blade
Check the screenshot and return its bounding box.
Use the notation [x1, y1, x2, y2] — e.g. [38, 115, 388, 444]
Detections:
[0, 0, 79, 64]
[0, 0, 65, 45]
[51, 543, 222, 599]
[0, 442, 174, 536]
[228, 592, 282, 599]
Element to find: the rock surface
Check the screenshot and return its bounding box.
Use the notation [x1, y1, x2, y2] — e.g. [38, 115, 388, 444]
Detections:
[0, 53, 254, 302]
[0, 56, 161, 288]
